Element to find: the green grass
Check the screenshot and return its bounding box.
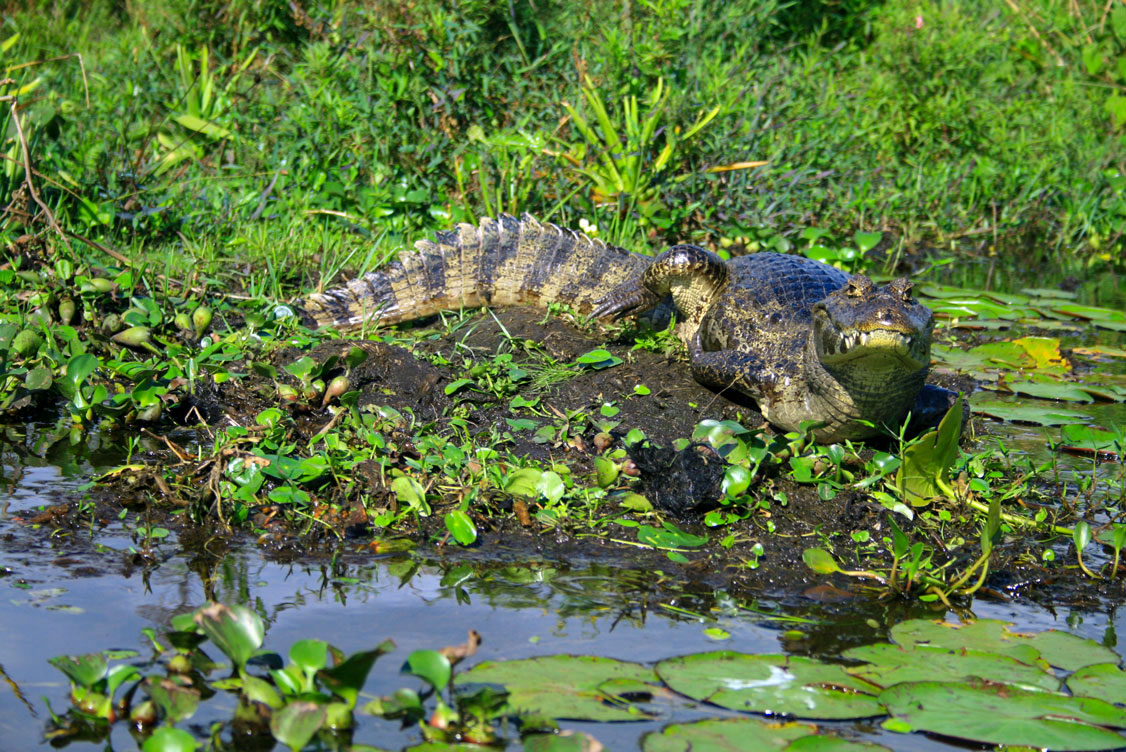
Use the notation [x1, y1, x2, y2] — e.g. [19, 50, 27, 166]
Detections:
[2, 0, 1123, 282]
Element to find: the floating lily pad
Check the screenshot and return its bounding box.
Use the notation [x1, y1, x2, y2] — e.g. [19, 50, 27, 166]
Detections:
[524, 732, 605, 752]
[642, 718, 888, 752]
[1060, 424, 1124, 453]
[455, 655, 657, 721]
[1005, 380, 1095, 402]
[971, 402, 1088, 426]
[917, 284, 971, 299]
[930, 299, 1022, 320]
[960, 319, 1020, 330]
[1068, 663, 1126, 706]
[880, 681, 1126, 750]
[841, 643, 1060, 691]
[1051, 304, 1126, 323]
[1017, 317, 1084, 332]
[1074, 345, 1126, 359]
[642, 718, 814, 752]
[981, 290, 1031, 306]
[1077, 384, 1126, 402]
[889, 619, 1118, 671]
[1022, 287, 1078, 299]
[655, 653, 882, 720]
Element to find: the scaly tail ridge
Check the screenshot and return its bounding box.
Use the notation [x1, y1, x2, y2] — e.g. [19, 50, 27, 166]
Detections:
[306, 214, 650, 329]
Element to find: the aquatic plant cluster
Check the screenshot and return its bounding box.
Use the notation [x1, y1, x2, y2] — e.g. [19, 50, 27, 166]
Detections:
[47, 606, 1126, 751]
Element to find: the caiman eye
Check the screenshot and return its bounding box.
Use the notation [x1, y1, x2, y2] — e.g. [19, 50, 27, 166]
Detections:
[889, 278, 913, 300]
[846, 275, 875, 296]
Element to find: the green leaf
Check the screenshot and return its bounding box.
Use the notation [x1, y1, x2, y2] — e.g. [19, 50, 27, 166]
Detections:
[525, 731, 607, 752]
[656, 653, 883, 720]
[971, 402, 1086, 426]
[853, 231, 883, 254]
[1061, 424, 1124, 453]
[638, 524, 707, 549]
[145, 677, 201, 723]
[289, 639, 328, 675]
[405, 649, 451, 691]
[575, 349, 623, 370]
[842, 643, 1060, 691]
[24, 364, 52, 391]
[172, 112, 232, 139]
[193, 602, 265, 671]
[48, 653, 106, 689]
[537, 471, 566, 503]
[1074, 520, 1092, 553]
[593, 456, 619, 488]
[391, 476, 429, 514]
[642, 717, 814, 752]
[880, 681, 1126, 750]
[1082, 42, 1104, 76]
[504, 467, 542, 496]
[889, 619, 1118, 671]
[895, 396, 962, 505]
[802, 548, 841, 574]
[1007, 380, 1094, 403]
[444, 510, 477, 545]
[142, 727, 199, 752]
[444, 378, 475, 395]
[236, 674, 279, 708]
[1068, 663, 1126, 705]
[456, 655, 657, 721]
[319, 641, 395, 709]
[270, 700, 325, 752]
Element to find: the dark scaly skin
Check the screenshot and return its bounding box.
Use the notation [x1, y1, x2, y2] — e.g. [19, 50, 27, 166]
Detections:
[308, 215, 954, 442]
[592, 246, 955, 442]
[306, 214, 650, 328]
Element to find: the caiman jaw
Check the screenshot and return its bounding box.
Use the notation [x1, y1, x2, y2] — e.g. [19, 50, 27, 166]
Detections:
[816, 323, 930, 371]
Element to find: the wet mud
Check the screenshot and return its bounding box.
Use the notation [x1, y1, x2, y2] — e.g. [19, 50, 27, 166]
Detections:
[7, 308, 1121, 608]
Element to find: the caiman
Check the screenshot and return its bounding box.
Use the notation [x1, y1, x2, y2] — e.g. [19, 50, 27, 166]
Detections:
[306, 214, 957, 442]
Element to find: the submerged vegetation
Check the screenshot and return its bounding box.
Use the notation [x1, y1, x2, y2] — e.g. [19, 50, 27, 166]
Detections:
[2, 0, 1126, 749]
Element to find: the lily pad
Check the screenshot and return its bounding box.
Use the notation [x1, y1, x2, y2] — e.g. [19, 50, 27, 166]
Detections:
[841, 643, 1059, 691]
[1061, 424, 1125, 453]
[455, 655, 657, 721]
[1022, 287, 1078, 299]
[1074, 345, 1126, 359]
[1051, 304, 1126, 323]
[1068, 663, 1126, 706]
[641, 718, 813, 752]
[889, 619, 1119, 671]
[971, 402, 1088, 426]
[655, 653, 882, 720]
[880, 681, 1126, 750]
[524, 732, 605, 752]
[1005, 380, 1095, 402]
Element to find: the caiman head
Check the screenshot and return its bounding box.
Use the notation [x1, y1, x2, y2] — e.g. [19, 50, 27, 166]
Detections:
[809, 275, 933, 379]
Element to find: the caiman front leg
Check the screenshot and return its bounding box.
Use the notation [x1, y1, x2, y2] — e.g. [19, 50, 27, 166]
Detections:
[591, 244, 729, 321]
[906, 384, 966, 435]
[686, 330, 770, 404]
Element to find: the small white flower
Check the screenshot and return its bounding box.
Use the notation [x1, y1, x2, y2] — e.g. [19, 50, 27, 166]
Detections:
[579, 218, 598, 236]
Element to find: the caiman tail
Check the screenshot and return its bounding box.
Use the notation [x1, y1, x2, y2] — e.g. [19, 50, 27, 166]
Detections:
[306, 213, 650, 329]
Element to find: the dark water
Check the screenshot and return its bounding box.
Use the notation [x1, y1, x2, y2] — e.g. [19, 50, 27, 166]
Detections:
[2, 450, 1124, 751]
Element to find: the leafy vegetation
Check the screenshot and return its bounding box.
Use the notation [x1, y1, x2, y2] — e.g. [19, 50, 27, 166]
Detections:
[46, 610, 1126, 751]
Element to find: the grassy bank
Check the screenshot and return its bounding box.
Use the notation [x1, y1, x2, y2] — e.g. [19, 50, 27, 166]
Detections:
[2, 0, 1124, 284]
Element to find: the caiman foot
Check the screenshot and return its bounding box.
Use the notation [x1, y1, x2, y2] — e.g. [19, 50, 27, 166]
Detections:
[590, 283, 660, 320]
[905, 384, 967, 436]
